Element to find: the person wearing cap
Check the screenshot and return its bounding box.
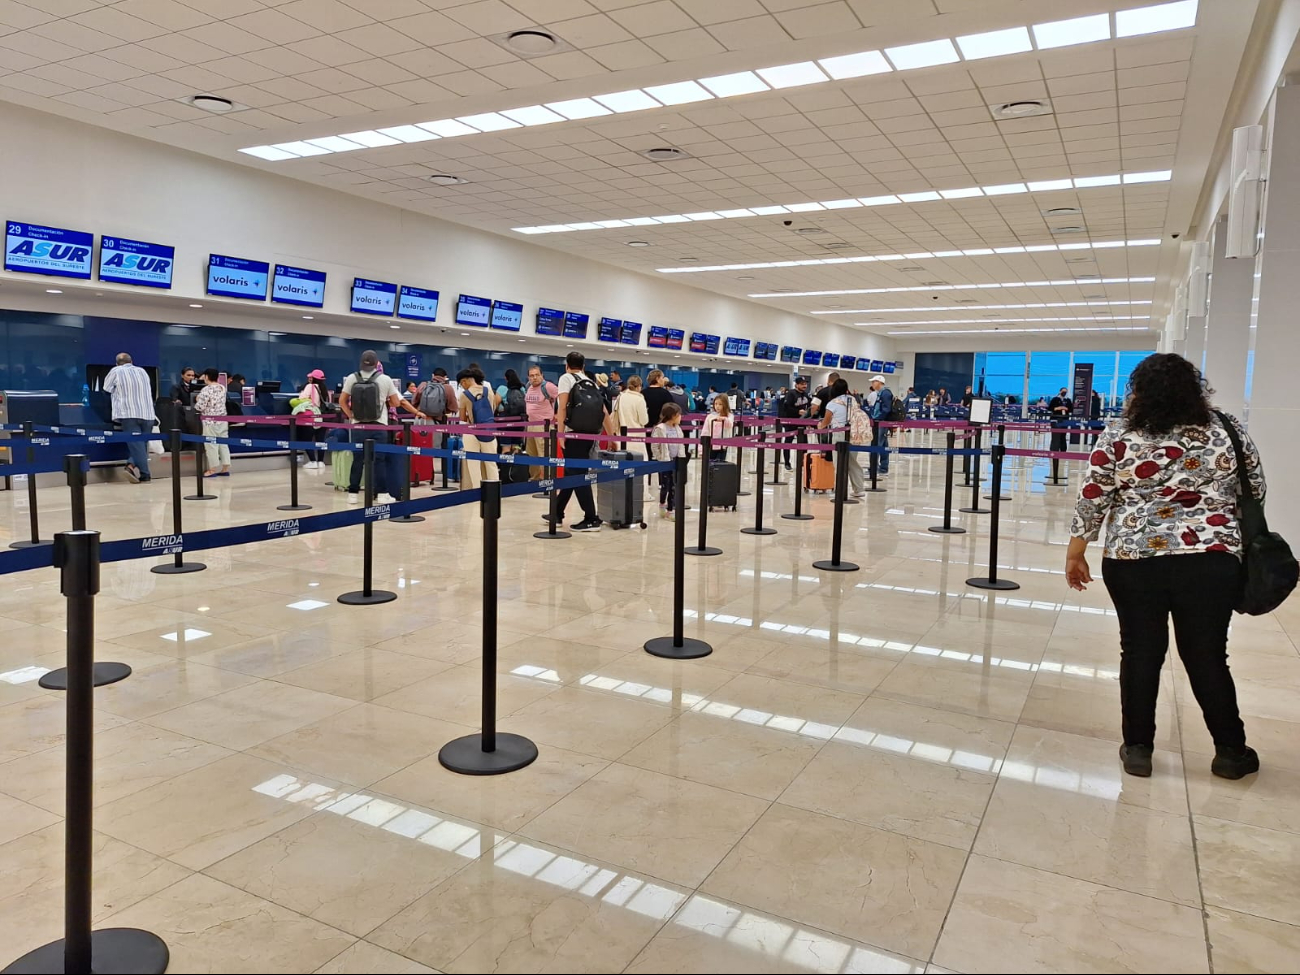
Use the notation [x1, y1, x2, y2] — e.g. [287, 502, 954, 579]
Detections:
[295, 368, 330, 469]
[339, 351, 425, 505]
[779, 376, 811, 470]
[868, 374, 894, 475]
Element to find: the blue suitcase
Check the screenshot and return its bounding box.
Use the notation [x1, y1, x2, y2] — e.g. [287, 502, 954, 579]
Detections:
[446, 434, 462, 483]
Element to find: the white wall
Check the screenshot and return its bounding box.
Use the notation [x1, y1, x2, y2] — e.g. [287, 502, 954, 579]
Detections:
[0, 100, 893, 369]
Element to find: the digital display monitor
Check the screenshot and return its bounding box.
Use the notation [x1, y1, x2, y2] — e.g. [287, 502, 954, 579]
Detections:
[536, 307, 564, 336]
[704, 334, 720, 355]
[598, 317, 622, 342]
[754, 341, 779, 361]
[802, 349, 822, 366]
[620, 320, 642, 345]
[883, 361, 896, 374]
[647, 325, 669, 348]
[98, 235, 173, 289]
[870, 359, 883, 372]
[456, 293, 491, 326]
[271, 263, 326, 307]
[563, 311, 589, 339]
[350, 277, 396, 316]
[841, 354, 857, 370]
[5, 221, 93, 279]
[490, 300, 523, 331]
[689, 332, 707, 353]
[822, 353, 840, 369]
[968, 397, 993, 425]
[724, 337, 751, 357]
[397, 285, 439, 322]
[780, 346, 801, 364]
[666, 328, 685, 350]
[207, 254, 268, 301]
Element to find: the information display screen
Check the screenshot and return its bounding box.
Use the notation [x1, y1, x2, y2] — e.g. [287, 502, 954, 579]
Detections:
[802, 349, 822, 366]
[968, 397, 993, 425]
[883, 361, 896, 374]
[563, 311, 589, 339]
[666, 328, 685, 350]
[821, 353, 840, 369]
[598, 317, 622, 342]
[490, 300, 523, 331]
[689, 332, 707, 353]
[870, 359, 883, 372]
[780, 346, 802, 364]
[840, 354, 857, 370]
[397, 286, 439, 322]
[5, 221, 93, 279]
[647, 325, 668, 348]
[754, 342, 778, 361]
[98, 236, 173, 288]
[207, 255, 268, 301]
[704, 334, 720, 355]
[271, 264, 326, 307]
[724, 337, 750, 357]
[536, 307, 564, 336]
[620, 320, 642, 345]
[455, 294, 491, 326]
[350, 277, 396, 315]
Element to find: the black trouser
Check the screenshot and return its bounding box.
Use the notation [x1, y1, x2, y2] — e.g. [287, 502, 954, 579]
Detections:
[659, 470, 676, 508]
[556, 435, 598, 522]
[781, 425, 805, 467]
[1102, 553, 1246, 748]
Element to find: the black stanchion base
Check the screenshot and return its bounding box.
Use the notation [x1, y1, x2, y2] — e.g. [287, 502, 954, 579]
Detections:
[983, 494, 1012, 502]
[959, 506, 991, 514]
[276, 503, 313, 512]
[531, 490, 549, 499]
[843, 497, 861, 505]
[813, 559, 860, 572]
[966, 576, 1021, 591]
[39, 661, 131, 690]
[781, 513, 814, 521]
[863, 486, 886, 493]
[390, 514, 426, 524]
[337, 589, 398, 605]
[439, 732, 538, 775]
[8, 540, 52, 550]
[150, 561, 207, 575]
[684, 545, 723, 557]
[533, 529, 571, 540]
[740, 526, 778, 536]
[766, 479, 786, 487]
[183, 494, 217, 501]
[1042, 479, 1067, 486]
[928, 526, 967, 535]
[432, 484, 458, 493]
[737, 489, 752, 497]
[3, 927, 169, 974]
[644, 635, 713, 659]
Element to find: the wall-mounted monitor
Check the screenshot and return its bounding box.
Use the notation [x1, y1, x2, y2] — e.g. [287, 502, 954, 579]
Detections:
[490, 300, 523, 331]
[350, 277, 396, 316]
[821, 353, 840, 369]
[780, 346, 801, 364]
[802, 349, 822, 366]
[666, 328, 685, 350]
[754, 341, 778, 361]
[598, 317, 622, 342]
[271, 263, 326, 307]
[840, 354, 857, 370]
[724, 337, 751, 357]
[883, 361, 896, 374]
[98, 235, 173, 289]
[536, 307, 564, 336]
[647, 325, 669, 348]
[968, 397, 993, 425]
[563, 311, 589, 339]
[207, 254, 268, 301]
[620, 320, 642, 345]
[689, 332, 707, 353]
[397, 285, 439, 322]
[456, 294, 491, 326]
[869, 359, 883, 372]
[704, 334, 720, 355]
[4, 221, 93, 279]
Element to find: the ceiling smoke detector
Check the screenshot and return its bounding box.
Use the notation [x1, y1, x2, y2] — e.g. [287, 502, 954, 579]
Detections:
[677, 256, 700, 263]
[641, 147, 689, 162]
[427, 174, 467, 185]
[919, 280, 948, 287]
[793, 226, 827, 235]
[626, 240, 651, 247]
[896, 265, 926, 272]
[990, 99, 1052, 120]
[822, 241, 853, 249]
[1043, 206, 1082, 216]
[1050, 225, 1087, 234]
[504, 29, 558, 54]
[187, 94, 237, 113]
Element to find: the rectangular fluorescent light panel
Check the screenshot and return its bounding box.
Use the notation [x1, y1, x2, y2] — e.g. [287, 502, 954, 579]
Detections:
[884, 38, 960, 70]
[699, 71, 768, 97]
[339, 130, 399, 147]
[859, 195, 901, 206]
[240, 145, 298, 161]
[1032, 13, 1111, 49]
[272, 141, 330, 156]
[501, 105, 565, 126]
[1074, 174, 1121, 187]
[756, 61, 829, 89]
[982, 183, 1028, 195]
[1116, 0, 1198, 37]
[717, 209, 754, 218]
[650, 214, 691, 223]
[417, 119, 478, 137]
[820, 199, 862, 209]
[544, 97, 611, 119]
[643, 80, 713, 105]
[898, 191, 941, 202]
[818, 50, 891, 79]
[955, 26, 1033, 60]
[784, 202, 824, 212]
[593, 89, 661, 112]
[939, 187, 983, 199]
[1028, 178, 1074, 191]
[377, 125, 438, 142]
[456, 112, 519, 131]
[684, 211, 722, 221]
[1123, 170, 1173, 183]
[750, 205, 789, 215]
[304, 136, 364, 152]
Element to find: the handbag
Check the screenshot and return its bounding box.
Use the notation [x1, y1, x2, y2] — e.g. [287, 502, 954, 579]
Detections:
[1214, 410, 1298, 615]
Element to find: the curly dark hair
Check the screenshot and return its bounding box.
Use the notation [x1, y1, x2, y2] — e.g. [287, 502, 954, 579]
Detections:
[1124, 353, 1213, 435]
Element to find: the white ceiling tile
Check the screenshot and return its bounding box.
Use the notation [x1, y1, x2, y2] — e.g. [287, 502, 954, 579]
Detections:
[477, 58, 554, 87]
[550, 12, 632, 46]
[341, 0, 429, 18]
[227, 9, 323, 44]
[114, 0, 214, 32]
[384, 77, 457, 102]
[337, 22, 426, 55]
[608, 0, 696, 35]
[244, 44, 327, 73]
[348, 86, 415, 110]
[708, 14, 790, 50]
[529, 49, 607, 80]
[0, 29, 82, 62]
[774, 1, 861, 39]
[443, 0, 532, 34]
[587, 37, 664, 69]
[432, 69, 507, 96]
[280, 0, 375, 33]
[644, 27, 726, 60]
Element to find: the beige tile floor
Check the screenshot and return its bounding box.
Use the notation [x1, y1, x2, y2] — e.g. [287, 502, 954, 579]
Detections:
[0, 443, 1298, 973]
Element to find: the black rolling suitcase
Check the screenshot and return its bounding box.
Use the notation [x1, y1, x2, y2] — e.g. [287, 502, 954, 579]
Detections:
[707, 461, 739, 511]
[597, 450, 645, 529]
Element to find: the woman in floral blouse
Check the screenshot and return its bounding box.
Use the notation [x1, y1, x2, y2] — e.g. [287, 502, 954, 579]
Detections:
[1066, 353, 1264, 781]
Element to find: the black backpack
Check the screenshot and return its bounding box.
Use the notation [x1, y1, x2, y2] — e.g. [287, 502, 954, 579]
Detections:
[350, 371, 384, 423]
[566, 376, 605, 433]
[502, 385, 527, 418]
[888, 391, 906, 422]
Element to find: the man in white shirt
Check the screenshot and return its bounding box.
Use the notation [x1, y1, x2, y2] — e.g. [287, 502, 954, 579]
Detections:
[339, 350, 424, 505]
[102, 351, 155, 483]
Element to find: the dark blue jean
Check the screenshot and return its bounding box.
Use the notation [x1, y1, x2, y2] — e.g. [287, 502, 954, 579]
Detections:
[348, 429, 402, 497]
[873, 425, 890, 472]
[119, 417, 151, 478]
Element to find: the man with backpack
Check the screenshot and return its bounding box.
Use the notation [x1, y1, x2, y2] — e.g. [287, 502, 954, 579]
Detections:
[414, 368, 456, 423]
[552, 351, 613, 532]
[523, 365, 558, 481]
[339, 350, 425, 504]
[868, 374, 900, 476]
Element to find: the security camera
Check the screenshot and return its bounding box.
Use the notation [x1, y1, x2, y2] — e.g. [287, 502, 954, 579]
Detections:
[1171, 232, 1181, 239]
[782, 219, 793, 226]
[931, 295, 940, 300]
[439, 327, 447, 333]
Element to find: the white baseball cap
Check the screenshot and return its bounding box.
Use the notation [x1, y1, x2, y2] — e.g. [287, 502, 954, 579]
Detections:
[871, 374, 886, 383]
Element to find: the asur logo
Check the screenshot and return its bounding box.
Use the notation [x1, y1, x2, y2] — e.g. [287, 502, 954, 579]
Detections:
[7, 240, 91, 264]
[102, 253, 172, 274]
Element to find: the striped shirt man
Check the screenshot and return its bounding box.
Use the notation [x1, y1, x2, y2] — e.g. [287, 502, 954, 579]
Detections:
[103, 360, 155, 421]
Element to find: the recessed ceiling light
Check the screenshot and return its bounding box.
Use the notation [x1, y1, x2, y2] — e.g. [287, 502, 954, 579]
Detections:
[302, 315, 313, 320]
[939, 187, 983, 200]
[678, 256, 700, 262]
[304, 135, 365, 153]
[898, 191, 942, 203]
[1032, 13, 1111, 50]
[460, 332, 470, 336]
[519, 338, 527, 342]
[189, 303, 202, 308]
[428, 174, 467, 185]
[956, 26, 1033, 60]
[339, 130, 399, 147]
[390, 324, 401, 329]
[504, 29, 559, 54]
[884, 38, 960, 70]
[737, 275, 756, 280]
[1052, 226, 1088, 234]
[1043, 206, 1083, 215]
[643, 80, 712, 105]
[991, 100, 1052, 120]
[593, 89, 660, 112]
[1074, 174, 1121, 187]
[417, 119, 478, 137]
[1028, 178, 1074, 191]
[699, 71, 768, 97]
[794, 226, 826, 235]
[545, 97, 611, 120]
[818, 50, 891, 80]
[457, 111, 520, 132]
[755, 61, 828, 89]
[377, 124, 439, 143]
[187, 94, 235, 113]
[627, 240, 651, 247]
[859, 195, 901, 206]
[640, 146, 689, 162]
[1117, 0, 1198, 37]
[45, 288, 62, 294]
[271, 141, 329, 157]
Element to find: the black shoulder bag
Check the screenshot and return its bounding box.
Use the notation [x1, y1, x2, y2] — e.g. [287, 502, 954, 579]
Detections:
[1214, 410, 1298, 615]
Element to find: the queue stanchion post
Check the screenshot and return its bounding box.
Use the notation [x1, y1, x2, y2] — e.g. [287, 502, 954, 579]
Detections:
[750, 420, 765, 476]
[433, 425, 457, 493]
[9, 420, 51, 550]
[440, 480, 539, 774]
[278, 414, 312, 512]
[184, 428, 216, 501]
[646, 454, 713, 660]
[740, 432, 777, 536]
[962, 430, 972, 486]
[929, 431, 967, 535]
[735, 418, 751, 496]
[531, 422, 552, 499]
[959, 427, 990, 514]
[390, 445, 425, 524]
[534, 428, 571, 540]
[813, 440, 860, 572]
[338, 438, 397, 606]
[781, 444, 813, 521]
[617, 425, 643, 530]
[863, 434, 885, 493]
[984, 423, 1011, 501]
[151, 429, 207, 575]
[65, 453, 87, 531]
[685, 434, 722, 556]
[967, 443, 1020, 591]
[5, 531, 170, 975]
[767, 422, 785, 485]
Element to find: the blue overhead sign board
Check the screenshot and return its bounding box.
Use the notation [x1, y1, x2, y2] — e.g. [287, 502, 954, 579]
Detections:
[620, 320, 642, 345]
[98, 236, 174, 288]
[490, 300, 523, 331]
[271, 263, 326, 307]
[456, 294, 491, 326]
[5, 221, 93, 279]
[397, 286, 439, 322]
[207, 254, 268, 301]
[350, 277, 396, 316]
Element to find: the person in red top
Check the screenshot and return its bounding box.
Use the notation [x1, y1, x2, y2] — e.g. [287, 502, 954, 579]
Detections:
[523, 365, 559, 481]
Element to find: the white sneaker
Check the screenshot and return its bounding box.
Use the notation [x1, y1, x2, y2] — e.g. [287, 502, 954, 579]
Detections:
[347, 493, 360, 504]
[374, 493, 397, 505]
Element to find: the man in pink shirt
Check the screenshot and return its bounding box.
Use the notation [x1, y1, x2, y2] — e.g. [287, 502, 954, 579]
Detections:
[524, 365, 559, 480]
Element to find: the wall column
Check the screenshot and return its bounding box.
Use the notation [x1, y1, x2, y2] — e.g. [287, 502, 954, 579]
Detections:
[1202, 214, 1254, 416]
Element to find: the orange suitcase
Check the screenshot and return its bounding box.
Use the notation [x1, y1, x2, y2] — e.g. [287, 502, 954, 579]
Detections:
[806, 451, 836, 493]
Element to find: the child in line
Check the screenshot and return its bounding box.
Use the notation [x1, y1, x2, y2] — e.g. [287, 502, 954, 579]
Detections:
[650, 402, 684, 520]
[702, 394, 734, 462]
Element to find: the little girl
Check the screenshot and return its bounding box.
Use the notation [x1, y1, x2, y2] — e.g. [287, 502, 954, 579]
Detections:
[702, 394, 734, 462]
[650, 402, 684, 520]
